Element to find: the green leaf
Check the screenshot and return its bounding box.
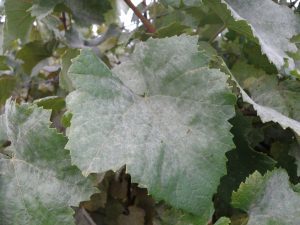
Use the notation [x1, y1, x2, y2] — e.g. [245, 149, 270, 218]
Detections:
[0, 56, 11, 71]
[232, 169, 300, 225]
[204, 0, 300, 70]
[231, 61, 300, 135]
[270, 142, 299, 182]
[151, 4, 201, 30]
[59, 48, 80, 92]
[4, 0, 34, 49]
[66, 35, 236, 221]
[156, 22, 191, 38]
[34, 96, 66, 111]
[0, 115, 7, 147]
[0, 101, 97, 225]
[65, 0, 112, 26]
[0, 75, 16, 106]
[287, 142, 300, 177]
[215, 217, 231, 225]
[31, 0, 61, 19]
[161, 0, 201, 8]
[215, 112, 275, 217]
[154, 204, 208, 225]
[31, 0, 112, 26]
[16, 40, 57, 74]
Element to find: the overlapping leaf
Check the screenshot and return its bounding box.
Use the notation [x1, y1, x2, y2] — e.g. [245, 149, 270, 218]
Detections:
[66, 35, 236, 222]
[16, 40, 58, 74]
[59, 48, 79, 92]
[231, 61, 300, 135]
[155, 204, 231, 225]
[0, 75, 16, 106]
[4, 0, 34, 49]
[204, 0, 300, 70]
[0, 101, 97, 225]
[215, 113, 275, 216]
[160, 0, 201, 8]
[232, 170, 300, 225]
[31, 0, 112, 26]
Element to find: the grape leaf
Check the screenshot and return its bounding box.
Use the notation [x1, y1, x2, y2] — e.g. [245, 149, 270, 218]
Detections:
[160, 0, 201, 8]
[31, 0, 112, 26]
[34, 96, 66, 111]
[215, 217, 231, 225]
[232, 169, 300, 225]
[0, 75, 16, 106]
[215, 112, 275, 217]
[0, 101, 97, 225]
[65, 0, 112, 27]
[287, 142, 300, 177]
[31, 0, 61, 19]
[66, 35, 236, 221]
[231, 61, 300, 135]
[204, 0, 300, 70]
[154, 204, 213, 225]
[271, 142, 299, 182]
[4, 0, 34, 49]
[0, 115, 7, 147]
[59, 48, 80, 92]
[16, 40, 57, 74]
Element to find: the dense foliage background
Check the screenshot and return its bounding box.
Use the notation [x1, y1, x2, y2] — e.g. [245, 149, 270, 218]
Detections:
[1, 0, 300, 224]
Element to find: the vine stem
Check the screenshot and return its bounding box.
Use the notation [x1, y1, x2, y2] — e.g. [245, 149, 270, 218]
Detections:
[124, 0, 156, 33]
[209, 24, 226, 43]
[60, 12, 67, 31]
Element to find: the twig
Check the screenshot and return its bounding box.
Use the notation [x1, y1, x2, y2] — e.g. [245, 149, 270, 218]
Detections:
[124, 0, 156, 33]
[209, 24, 226, 43]
[60, 12, 67, 31]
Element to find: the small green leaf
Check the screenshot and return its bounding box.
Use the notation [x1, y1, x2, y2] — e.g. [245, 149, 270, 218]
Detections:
[0, 101, 97, 225]
[65, 0, 112, 26]
[232, 169, 300, 225]
[0, 56, 11, 71]
[287, 142, 300, 177]
[215, 217, 231, 225]
[16, 40, 57, 74]
[34, 96, 66, 111]
[156, 22, 191, 38]
[161, 0, 201, 8]
[31, 0, 112, 26]
[59, 48, 80, 92]
[0, 75, 16, 106]
[31, 0, 61, 19]
[154, 204, 209, 225]
[4, 0, 34, 49]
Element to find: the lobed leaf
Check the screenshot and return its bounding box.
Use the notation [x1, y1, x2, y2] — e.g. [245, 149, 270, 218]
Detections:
[231, 62, 300, 135]
[66, 35, 236, 222]
[4, 0, 34, 48]
[31, 0, 112, 26]
[0, 75, 16, 106]
[0, 101, 97, 225]
[232, 169, 300, 225]
[204, 0, 300, 70]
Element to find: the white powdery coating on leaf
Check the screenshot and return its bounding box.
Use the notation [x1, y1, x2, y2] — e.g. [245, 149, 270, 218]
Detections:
[217, 0, 300, 69]
[66, 36, 236, 222]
